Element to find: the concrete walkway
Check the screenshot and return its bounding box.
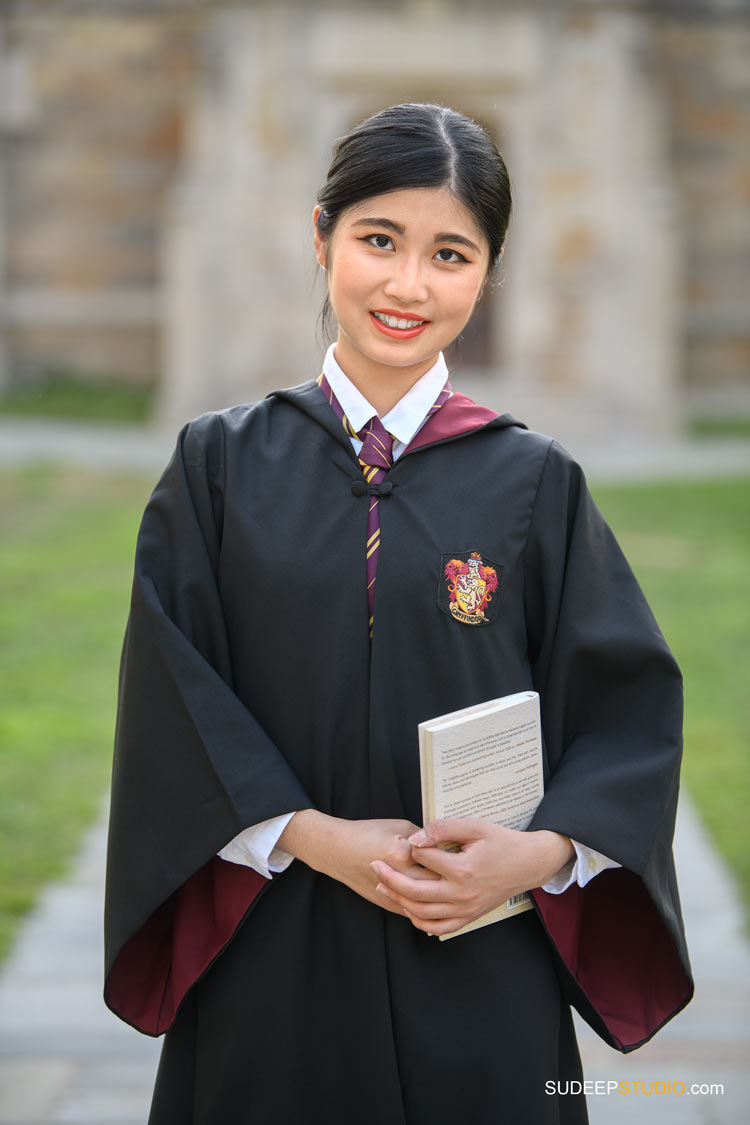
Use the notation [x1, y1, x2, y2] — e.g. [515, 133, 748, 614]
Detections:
[575, 793, 750, 1125]
[0, 792, 747, 1124]
[0, 806, 161, 1124]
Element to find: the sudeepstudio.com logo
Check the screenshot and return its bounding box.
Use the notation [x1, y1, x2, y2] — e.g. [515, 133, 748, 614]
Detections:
[546, 1080, 725, 1097]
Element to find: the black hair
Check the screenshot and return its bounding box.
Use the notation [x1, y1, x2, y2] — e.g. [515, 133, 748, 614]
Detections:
[315, 102, 512, 339]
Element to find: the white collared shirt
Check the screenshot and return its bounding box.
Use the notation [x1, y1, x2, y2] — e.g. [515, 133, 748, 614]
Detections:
[218, 350, 619, 893]
[321, 342, 451, 460]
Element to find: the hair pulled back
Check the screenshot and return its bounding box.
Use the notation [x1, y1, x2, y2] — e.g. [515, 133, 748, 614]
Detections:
[315, 103, 512, 337]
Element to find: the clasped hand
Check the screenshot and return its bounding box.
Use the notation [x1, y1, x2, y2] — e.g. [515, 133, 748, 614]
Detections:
[371, 819, 574, 937]
[278, 811, 573, 938]
[279, 813, 441, 918]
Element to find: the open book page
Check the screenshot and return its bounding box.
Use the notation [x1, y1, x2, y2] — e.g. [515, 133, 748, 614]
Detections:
[418, 692, 543, 940]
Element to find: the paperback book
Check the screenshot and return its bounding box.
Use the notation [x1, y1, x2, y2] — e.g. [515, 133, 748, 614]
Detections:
[417, 691, 544, 940]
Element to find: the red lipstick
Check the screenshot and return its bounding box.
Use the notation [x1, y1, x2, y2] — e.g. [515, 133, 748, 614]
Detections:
[370, 309, 430, 340]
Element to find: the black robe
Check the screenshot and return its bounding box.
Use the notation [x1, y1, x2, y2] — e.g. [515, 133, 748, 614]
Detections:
[104, 380, 692, 1124]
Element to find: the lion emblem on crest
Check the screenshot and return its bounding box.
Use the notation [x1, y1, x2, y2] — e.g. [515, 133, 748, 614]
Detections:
[443, 552, 500, 625]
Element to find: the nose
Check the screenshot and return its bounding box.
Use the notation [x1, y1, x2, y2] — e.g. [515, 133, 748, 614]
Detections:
[383, 253, 429, 307]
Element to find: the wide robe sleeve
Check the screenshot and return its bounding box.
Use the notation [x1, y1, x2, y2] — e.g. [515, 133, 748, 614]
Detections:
[104, 413, 313, 1036]
[524, 440, 693, 1051]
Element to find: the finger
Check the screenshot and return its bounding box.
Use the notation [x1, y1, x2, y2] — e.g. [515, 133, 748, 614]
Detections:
[377, 876, 477, 920]
[388, 860, 442, 882]
[371, 862, 453, 903]
[407, 845, 464, 878]
[407, 818, 488, 849]
[385, 839, 416, 868]
[377, 895, 411, 918]
[404, 910, 468, 937]
[405, 864, 442, 881]
[394, 821, 422, 838]
[383, 892, 460, 922]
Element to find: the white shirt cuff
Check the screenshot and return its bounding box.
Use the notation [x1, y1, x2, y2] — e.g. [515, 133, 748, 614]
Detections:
[217, 812, 296, 880]
[541, 838, 621, 894]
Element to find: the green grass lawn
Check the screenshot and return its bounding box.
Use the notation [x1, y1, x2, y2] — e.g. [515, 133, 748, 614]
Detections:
[0, 466, 747, 963]
[0, 374, 153, 423]
[591, 477, 750, 903]
[0, 466, 153, 961]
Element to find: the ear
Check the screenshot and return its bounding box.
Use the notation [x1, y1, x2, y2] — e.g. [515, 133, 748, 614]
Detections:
[478, 246, 503, 300]
[313, 206, 327, 268]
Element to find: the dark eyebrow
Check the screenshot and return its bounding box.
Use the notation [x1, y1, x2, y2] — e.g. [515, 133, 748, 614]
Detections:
[351, 218, 405, 235]
[351, 217, 480, 256]
[435, 232, 481, 255]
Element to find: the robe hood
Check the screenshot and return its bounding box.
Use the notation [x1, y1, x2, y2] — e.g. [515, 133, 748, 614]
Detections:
[268, 378, 525, 457]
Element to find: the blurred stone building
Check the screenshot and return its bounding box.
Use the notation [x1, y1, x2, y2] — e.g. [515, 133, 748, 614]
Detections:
[0, 0, 748, 446]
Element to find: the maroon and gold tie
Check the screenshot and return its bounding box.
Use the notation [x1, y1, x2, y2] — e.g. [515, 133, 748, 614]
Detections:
[317, 372, 451, 635]
[357, 415, 394, 636]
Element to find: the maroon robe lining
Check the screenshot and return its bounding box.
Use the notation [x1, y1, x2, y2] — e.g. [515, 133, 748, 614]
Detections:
[106, 861, 691, 1047]
[405, 392, 499, 452]
[532, 869, 692, 1050]
[105, 859, 267, 1036]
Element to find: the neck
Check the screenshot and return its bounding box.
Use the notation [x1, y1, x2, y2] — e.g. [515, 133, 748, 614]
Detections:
[332, 343, 439, 417]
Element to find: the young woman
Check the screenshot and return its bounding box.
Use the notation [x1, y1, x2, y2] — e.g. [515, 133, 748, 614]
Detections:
[105, 103, 692, 1124]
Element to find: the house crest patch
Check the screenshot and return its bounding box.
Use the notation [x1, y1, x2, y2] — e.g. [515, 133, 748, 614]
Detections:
[439, 551, 503, 626]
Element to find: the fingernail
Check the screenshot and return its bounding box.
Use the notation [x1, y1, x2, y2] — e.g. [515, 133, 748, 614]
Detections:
[370, 861, 381, 876]
[408, 831, 427, 846]
[376, 883, 388, 896]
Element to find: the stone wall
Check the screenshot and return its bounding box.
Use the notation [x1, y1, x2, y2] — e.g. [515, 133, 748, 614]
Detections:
[0, 0, 747, 440]
[656, 13, 750, 413]
[495, 3, 683, 440]
[0, 0, 204, 386]
[156, 1, 686, 443]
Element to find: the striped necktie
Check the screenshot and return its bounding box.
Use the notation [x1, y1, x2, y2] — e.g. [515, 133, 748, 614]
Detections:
[317, 372, 451, 635]
[357, 415, 394, 636]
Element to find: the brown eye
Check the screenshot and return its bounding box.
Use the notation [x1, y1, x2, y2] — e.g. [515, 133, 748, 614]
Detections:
[435, 248, 467, 263]
[364, 233, 394, 250]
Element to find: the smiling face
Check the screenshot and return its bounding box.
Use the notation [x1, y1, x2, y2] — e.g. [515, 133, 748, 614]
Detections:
[313, 186, 492, 410]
